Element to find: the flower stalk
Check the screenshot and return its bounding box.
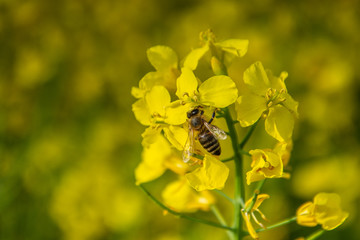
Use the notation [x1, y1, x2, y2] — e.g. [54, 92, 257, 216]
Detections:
[305, 229, 325, 240]
[211, 205, 234, 239]
[256, 216, 297, 233]
[223, 107, 245, 239]
[139, 184, 236, 231]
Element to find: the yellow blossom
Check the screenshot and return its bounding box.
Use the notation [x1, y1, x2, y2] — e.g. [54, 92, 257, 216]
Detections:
[135, 134, 188, 185]
[131, 45, 180, 98]
[235, 61, 299, 142]
[274, 141, 293, 167]
[185, 155, 229, 191]
[132, 83, 188, 149]
[246, 144, 290, 185]
[176, 67, 238, 108]
[242, 193, 270, 239]
[132, 85, 170, 126]
[296, 192, 349, 230]
[183, 29, 249, 70]
[162, 178, 215, 212]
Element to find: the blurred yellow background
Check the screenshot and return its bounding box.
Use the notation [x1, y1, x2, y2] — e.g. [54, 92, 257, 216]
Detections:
[1, 0, 359, 239]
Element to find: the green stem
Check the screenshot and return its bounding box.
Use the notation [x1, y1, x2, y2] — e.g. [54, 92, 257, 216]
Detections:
[214, 189, 235, 205]
[221, 156, 235, 163]
[239, 149, 251, 156]
[239, 120, 259, 149]
[245, 180, 266, 212]
[138, 184, 235, 231]
[211, 205, 235, 240]
[256, 216, 297, 233]
[223, 108, 245, 239]
[305, 229, 325, 240]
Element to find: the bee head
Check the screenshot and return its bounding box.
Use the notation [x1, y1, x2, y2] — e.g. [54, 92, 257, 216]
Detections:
[187, 107, 204, 118]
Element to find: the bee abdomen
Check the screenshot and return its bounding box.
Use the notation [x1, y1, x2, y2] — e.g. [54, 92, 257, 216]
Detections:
[198, 131, 221, 156]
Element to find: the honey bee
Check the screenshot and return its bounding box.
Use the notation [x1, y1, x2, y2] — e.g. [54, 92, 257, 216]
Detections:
[183, 107, 227, 163]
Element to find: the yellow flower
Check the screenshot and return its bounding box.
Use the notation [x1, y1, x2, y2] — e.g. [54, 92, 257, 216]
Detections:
[235, 61, 299, 142]
[274, 141, 293, 167]
[185, 155, 229, 191]
[162, 178, 215, 212]
[242, 193, 270, 239]
[296, 192, 349, 230]
[132, 85, 169, 126]
[159, 66, 238, 128]
[176, 67, 238, 108]
[135, 134, 188, 185]
[131, 45, 180, 98]
[133, 85, 187, 126]
[246, 144, 290, 185]
[183, 29, 249, 71]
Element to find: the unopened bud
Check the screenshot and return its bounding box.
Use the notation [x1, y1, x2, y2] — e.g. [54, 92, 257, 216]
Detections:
[211, 56, 227, 75]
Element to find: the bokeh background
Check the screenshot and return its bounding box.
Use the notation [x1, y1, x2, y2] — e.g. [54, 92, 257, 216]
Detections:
[1, 0, 359, 239]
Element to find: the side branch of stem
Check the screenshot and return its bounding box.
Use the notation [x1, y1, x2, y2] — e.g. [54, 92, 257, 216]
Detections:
[239, 120, 259, 149]
[256, 216, 297, 233]
[305, 229, 325, 240]
[138, 184, 236, 232]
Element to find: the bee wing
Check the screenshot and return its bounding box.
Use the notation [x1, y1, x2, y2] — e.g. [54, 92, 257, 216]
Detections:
[204, 121, 227, 140]
[182, 127, 195, 163]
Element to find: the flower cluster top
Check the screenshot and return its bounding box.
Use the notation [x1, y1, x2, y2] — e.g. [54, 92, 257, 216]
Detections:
[131, 30, 298, 212]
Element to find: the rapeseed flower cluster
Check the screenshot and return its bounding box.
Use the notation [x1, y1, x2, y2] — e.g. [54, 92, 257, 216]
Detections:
[132, 30, 246, 211]
[132, 30, 348, 239]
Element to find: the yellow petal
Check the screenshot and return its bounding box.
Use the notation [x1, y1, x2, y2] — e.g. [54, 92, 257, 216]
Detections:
[163, 156, 189, 176]
[265, 105, 294, 142]
[198, 75, 238, 108]
[185, 155, 229, 191]
[243, 62, 270, 95]
[183, 45, 209, 70]
[165, 100, 191, 125]
[260, 154, 283, 178]
[242, 211, 259, 239]
[320, 211, 349, 230]
[132, 98, 151, 126]
[246, 149, 285, 184]
[147, 45, 178, 71]
[135, 161, 166, 185]
[248, 149, 267, 168]
[296, 201, 318, 227]
[282, 92, 299, 118]
[215, 39, 249, 57]
[262, 150, 281, 167]
[141, 126, 161, 147]
[274, 141, 292, 167]
[139, 72, 163, 91]
[246, 170, 266, 185]
[252, 194, 270, 210]
[235, 94, 267, 127]
[131, 86, 145, 99]
[162, 179, 215, 212]
[145, 85, 171, 117]
[135, 135, 171, 185]
[313, 193, 349, 230]
[176, 68, 198, 99]
[163, 126, 188, 151]
[267, 69, 287, 91]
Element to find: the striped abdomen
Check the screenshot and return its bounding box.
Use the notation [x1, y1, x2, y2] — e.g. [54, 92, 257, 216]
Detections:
[198, 124, 221, 156]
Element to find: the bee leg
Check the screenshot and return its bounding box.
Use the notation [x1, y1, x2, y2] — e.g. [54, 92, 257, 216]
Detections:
[208, 109, 217, 124]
